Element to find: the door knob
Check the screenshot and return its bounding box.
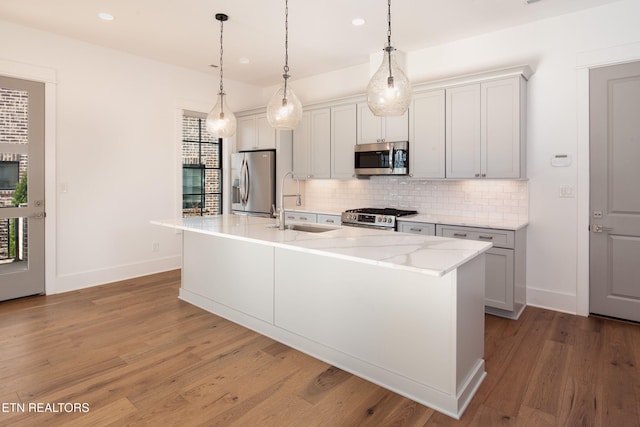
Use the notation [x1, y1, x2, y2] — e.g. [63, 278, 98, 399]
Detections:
[591, 224, 613, 233]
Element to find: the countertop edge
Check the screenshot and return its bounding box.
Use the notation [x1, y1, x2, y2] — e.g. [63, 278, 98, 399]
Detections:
[152, 218, 492, 278]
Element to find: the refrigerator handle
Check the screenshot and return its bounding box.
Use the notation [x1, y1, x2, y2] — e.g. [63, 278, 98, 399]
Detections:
[239, 158, 247, 206]
[243, 159, 250, 206]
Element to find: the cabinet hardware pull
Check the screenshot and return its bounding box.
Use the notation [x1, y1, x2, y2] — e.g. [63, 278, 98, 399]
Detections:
[326, 219, 334, 223]
[481, 173, 486, 177]
[410, 228, 422, 232]
[453, 233, 468, 237]
[287, 216, 295, 220]
[300, 217, 307, 220]
[475, 173, 480, 177]
[479, 235, 493, 240]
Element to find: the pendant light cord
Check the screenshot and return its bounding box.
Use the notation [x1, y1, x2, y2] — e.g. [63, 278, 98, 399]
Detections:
[282, 0, 290, 99]
[219, 18, 225, 95]
[386, 0, 394, 83]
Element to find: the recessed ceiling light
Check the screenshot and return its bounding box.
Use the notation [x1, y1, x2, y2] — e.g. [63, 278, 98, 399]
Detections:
[98, 12, 115, 21]
[239, 58, 250, 64]
[352, 18, 365, 26]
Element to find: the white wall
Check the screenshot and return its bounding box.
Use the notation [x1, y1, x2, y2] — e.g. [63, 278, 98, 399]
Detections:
[261, 0, 640, 315]
[0, 20, 263, 294]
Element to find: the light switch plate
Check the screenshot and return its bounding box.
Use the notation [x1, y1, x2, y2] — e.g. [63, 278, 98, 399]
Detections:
[559, 185, 575, 198]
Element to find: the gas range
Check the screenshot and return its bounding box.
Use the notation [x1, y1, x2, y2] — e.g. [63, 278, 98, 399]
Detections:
[341, 208, 418, 230]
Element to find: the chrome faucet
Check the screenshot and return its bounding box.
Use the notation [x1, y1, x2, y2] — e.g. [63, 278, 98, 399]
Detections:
[279, 171, 301, 230]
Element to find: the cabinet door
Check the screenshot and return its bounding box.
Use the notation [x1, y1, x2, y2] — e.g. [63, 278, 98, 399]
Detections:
[384, 111, 409, 142]
[410, 90, 445, 178]
[446, 84, 481, 178]
[481, 77, 522, 178]
[292, 112, 311, 178]
[310, 109, 331, 179]
[236, 115, 257, 151]
[256, 113, 276, 149]
[284, 211, 317, 223]
[317, 214, 341, 225]
[398, 222, 436, 235]
[485, 247, 514, 311]
[331, 104, 356, 179]
[357, 102, 383, 144]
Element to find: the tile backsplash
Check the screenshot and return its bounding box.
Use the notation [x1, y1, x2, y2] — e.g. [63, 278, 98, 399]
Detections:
[303, 178, 528, 222]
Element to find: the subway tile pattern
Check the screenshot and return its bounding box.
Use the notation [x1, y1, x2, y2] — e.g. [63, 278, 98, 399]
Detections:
[303, 178, 528, 222]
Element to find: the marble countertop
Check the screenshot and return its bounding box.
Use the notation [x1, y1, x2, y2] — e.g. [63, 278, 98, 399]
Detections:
[152, 215, 491, 278]
[286, 206, 528, 230]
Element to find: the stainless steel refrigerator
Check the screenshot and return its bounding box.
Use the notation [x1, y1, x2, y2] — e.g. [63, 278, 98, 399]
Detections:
[231, 150, 276, 216]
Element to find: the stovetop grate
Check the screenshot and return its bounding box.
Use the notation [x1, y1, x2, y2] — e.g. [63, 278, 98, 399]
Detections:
[344, 208, 418, 217]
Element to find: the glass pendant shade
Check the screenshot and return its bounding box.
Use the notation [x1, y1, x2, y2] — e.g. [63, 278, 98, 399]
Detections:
[206, 92, 237, 138]
[367, 48, 412, 116]
[266, 83, 303, 130]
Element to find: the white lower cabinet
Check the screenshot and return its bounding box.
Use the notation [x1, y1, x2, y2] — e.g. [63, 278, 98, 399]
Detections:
[284, 211, 341, 226]
[317, 214, 341, 225]
[436, 224, 525, 319]
[398, 223, 526, 319]
[284, 211, 317, 223]
[398, 221, 435, 235]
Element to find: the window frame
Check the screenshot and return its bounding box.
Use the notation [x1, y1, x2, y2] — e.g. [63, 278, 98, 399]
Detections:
[181, 111, 223, 217]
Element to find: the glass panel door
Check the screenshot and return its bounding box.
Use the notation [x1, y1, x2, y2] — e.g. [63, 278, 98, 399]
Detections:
[0, 75, 45, 301]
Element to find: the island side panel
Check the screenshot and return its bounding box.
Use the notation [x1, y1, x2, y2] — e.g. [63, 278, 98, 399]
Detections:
[182, 231, 275, 324]
[454, 253, 486, 410]
[273, 247, 456, 396]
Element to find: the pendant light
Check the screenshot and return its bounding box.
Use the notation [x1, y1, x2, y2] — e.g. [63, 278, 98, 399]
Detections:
[206, 13, 237, 138]
[266, 0, 303, 130]
[366, 0, 411, 117]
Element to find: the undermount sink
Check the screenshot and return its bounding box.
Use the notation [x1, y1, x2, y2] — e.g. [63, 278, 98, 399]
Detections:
[266, 223, 338, 233]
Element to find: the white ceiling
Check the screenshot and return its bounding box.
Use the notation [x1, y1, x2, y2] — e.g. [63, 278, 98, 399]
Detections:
[0, 0, 623, 87]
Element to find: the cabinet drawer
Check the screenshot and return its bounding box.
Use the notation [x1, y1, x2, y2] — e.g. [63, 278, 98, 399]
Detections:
[284, 212, 317, 223]
[398, 222, 436, 236]
[317, 214, 341, 225]
[437, 225, 514, 249]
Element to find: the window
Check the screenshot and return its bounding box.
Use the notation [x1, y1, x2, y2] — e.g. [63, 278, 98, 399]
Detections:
[0, 161, 19, 190]
[182, 112, 222, 217]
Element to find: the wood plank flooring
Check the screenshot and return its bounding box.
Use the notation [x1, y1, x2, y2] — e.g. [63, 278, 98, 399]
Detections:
[1, 270, 639, 426]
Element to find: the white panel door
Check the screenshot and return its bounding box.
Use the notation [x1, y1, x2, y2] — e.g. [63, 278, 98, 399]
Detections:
[481, 77, 521, 178]
[410, 90, 445, 178]
[0, 75, 45, 301]
[330, 104, 356, 179]
[446, 84, 481, 178]
[590, 61, 640, 323]
[310, 108, 331, 179]
[236, 115, 257, 151]
[356, 102, 383, 144]
[292, 112, 311, 178]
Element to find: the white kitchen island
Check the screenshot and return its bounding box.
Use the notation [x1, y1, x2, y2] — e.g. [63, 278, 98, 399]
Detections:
[152, 215, 492, 419]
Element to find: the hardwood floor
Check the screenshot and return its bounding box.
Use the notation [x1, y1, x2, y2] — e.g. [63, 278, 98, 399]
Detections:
[1, 270, 639, 426]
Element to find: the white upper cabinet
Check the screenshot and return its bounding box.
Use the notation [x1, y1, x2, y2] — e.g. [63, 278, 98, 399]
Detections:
[311, 109, 331, 179]
[481, 77, 526, 179]
[356, 102, 409, 145]
[445, 76, 526, 179]
[445, 84, 482, 178]
[236, 113, 276, 151]
[409, 90, 446, 179]
[293, 108, 331, 179]
[331, 104, 356, 179]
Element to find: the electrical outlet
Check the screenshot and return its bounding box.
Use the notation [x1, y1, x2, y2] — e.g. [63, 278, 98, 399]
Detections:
[152, 242, 160, 252]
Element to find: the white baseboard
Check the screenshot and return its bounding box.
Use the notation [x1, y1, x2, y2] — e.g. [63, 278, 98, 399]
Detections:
[526, 286, 578, 315]
[50, 255, 181, 294]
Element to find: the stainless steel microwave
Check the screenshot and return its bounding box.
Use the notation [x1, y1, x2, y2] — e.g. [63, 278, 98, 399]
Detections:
[354, 141, 409, 176]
